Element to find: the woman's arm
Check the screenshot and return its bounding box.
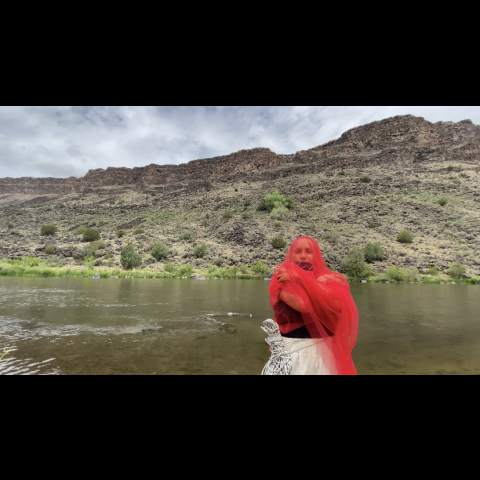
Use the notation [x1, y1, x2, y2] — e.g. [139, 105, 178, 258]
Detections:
[279, 289, 306, 312]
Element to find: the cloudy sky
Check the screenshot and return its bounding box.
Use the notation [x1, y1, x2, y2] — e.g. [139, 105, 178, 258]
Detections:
[0, 106, 478, 179]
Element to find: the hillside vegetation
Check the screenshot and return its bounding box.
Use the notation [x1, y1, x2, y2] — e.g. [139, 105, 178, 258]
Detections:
[1, 159, 479, 281]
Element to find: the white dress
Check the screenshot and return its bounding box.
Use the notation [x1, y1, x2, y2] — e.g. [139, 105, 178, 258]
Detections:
[262, 319, 332, 376]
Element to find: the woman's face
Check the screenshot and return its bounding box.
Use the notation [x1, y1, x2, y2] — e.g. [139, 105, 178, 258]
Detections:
[292, 239, 314, 264]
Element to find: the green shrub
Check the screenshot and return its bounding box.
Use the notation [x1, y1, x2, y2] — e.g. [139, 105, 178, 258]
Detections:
[76, 226, 87, 235]
[84, 255, 95, 270]
[361, 176, 371, 184]
[120, 244, 142, 270]
[230, 266, 238, 275]
[193, 242, 209, 258]
[341, 247, 369, 278]
[264, 192, 285, 211]
[326, 230, 341, 244]
[6, 223, 13, 230]
[270, 204, 288, 220]
[23, 257, 40, 267]
[208, 267, 233, 279]
[282, 172, 288, 178]
[241, 212, 252, 220]
[83, 228, 100, 242]
[116, 229, 127, 238]
[240, 264, 249, 274]
[57, 203, 65, 209]
[368, 222, 376, 229]
[16, 211, 23, 216]
[397, 230, 414, 244]
[339, 171, 346, 176]
[259, 191, 293, 213]
[151, 243, 170, 260]
[271, 236, 287, 249]
[164, 262, 176, 273]
[274, 220, 282, 228]
[256, 199, 268, 212]
[178, 264, 194, 276]
[447, 262, 466, 279]
[223, 210, 234, 219]
[133, 229, 145, 235]
[244, 198, 251, 207]
[448, 165, 454, 171]
[45, 245, 55, 255]
[40, 224, 58, 236]
[41, 269, 55, 277]
[406, 267, 419, 282]
[386, 266, 408, 282]
[427, 267, 439, 276]
[251, 260, 270, 275]
[437, 197, 449, 206]
[363, 242, 384, 263]
[85, 241, 106, 257]
[91, 241, 106, 250]
[180, 230, 194, 241]
[213, 258, 224, 267]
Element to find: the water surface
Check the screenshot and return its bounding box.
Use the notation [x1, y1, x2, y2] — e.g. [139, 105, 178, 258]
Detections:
[1, 278, 479, 375]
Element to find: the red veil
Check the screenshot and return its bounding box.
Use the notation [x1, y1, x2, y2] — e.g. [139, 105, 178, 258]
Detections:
[269, 236, 359, 375]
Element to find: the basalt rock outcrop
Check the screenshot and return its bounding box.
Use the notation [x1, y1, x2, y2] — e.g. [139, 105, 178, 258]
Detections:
[1, 115, 479, 195]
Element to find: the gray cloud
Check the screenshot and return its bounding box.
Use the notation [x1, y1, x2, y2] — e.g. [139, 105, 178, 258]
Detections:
[66, 142, 84, 158]
[0, 106, 479, 178]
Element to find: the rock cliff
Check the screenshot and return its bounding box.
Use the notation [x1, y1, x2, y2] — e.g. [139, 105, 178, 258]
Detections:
[1, 115, 479, 195]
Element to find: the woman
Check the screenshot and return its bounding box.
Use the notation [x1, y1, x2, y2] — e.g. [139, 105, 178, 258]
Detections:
[262, 236, 359, 376]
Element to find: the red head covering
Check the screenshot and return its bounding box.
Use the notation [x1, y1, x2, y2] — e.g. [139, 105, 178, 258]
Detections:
[269, 236, 359, 375]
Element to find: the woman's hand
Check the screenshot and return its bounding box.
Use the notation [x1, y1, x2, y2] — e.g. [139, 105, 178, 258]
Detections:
[275, 265, 299, 283]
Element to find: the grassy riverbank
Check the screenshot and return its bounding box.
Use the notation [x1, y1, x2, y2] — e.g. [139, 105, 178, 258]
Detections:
[1, 258, 478, 284]
[0, 257, 264, 280]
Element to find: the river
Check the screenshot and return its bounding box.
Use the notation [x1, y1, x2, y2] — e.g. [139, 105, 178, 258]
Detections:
[1, 278, 479, 375]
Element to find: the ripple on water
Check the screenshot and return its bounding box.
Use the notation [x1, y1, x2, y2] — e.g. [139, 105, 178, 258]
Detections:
[0, 350, 60, 376]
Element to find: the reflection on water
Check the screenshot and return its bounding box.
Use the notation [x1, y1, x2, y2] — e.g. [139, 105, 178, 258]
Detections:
[1, 278, 479, 375]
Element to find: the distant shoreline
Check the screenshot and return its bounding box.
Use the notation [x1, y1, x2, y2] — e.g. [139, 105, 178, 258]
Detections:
[0, 263, 478, 285]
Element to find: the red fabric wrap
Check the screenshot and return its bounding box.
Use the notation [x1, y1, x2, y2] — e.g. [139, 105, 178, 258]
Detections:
[269, 236, 359, 375]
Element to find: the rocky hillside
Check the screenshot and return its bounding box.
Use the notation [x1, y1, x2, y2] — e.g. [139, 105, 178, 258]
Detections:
[1, 114, 479, 277]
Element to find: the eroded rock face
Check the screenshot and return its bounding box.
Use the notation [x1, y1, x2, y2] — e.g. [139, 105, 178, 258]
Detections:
[2, 115, 479, 195]
[0, 148, 281, 194]
[286, 115, 480, 173]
